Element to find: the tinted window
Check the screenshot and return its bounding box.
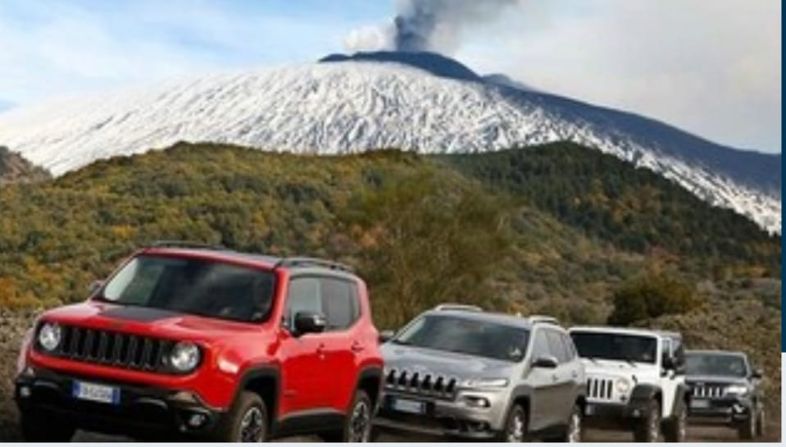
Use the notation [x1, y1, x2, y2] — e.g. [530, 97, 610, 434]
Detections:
[685, 353, 748, 378]
[546, 330, 571, 363]
[531, 330, 550, 359]
[394, 315, 530, 362]
[322, 278, 360, 330]
[286, 277, 323, 328]
[101, 255, 275, 322]
[571, 332, 658, 364]
[561, 333, 577, 361]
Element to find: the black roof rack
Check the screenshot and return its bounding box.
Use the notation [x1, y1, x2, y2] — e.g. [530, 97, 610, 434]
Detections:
[274, 257, 354, 273]
[149, 240, 226, 250]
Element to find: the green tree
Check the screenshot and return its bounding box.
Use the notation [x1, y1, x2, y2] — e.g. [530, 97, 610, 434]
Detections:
[343, 168, 513, 328]
[608, 273, 702, 326]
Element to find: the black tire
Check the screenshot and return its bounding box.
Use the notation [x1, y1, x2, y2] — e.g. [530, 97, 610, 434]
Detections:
[634, 399, 661, 442]
[663, 403, 687, 442]
[326, 389, 372, 442]
[737, 408, 757, 440]
[499, 403, 527, 442]
[213, 391, 269, 442]
[20, 408, 76, 442]
[563, 403, 583, 443]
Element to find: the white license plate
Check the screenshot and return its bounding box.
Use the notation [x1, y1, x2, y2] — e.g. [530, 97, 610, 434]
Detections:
[72, 381, 120, 405]
[585, 404, 596, 416]
[691, 399, 710, 409]
[392, 398, 426, 415]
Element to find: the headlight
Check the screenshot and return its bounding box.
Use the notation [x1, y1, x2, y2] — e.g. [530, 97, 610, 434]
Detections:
[38, 322, 61, 352]
[460, 378, 509, 389]
[615, 378, 632, 394]
[169, 342, 201, 373]
[724, 384, 748, 396]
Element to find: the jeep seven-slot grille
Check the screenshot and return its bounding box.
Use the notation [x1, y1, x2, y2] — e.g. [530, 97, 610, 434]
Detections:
[385, 368, 457, 399]
[586, 377, 614, 400]
[691, 384, 725, 398]
[43, 324, 174, 373]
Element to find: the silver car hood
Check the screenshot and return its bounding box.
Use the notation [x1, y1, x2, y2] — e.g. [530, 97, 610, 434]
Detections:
[381, 343, 517, 379]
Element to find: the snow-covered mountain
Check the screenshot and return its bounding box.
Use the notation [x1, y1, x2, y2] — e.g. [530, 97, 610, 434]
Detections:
[0, 51, 779, 233]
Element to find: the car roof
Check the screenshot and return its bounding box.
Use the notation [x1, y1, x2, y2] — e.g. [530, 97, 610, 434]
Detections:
[139, 247, 355, 277]
[569, 326, 665, 338]
[424, 309, 563, 331]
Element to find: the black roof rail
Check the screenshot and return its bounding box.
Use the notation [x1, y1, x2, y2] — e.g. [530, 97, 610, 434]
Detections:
[274, 257, 354, 273]
[149, 240, 226, 250]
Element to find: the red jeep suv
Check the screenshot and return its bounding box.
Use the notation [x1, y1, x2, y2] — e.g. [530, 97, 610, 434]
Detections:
[14, 242, 383, 442]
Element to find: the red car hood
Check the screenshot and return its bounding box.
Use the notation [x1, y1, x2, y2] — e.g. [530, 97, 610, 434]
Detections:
[40, 301, 270, 344]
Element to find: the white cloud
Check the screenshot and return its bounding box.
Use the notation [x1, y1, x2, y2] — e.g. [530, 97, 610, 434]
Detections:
[458, 0, 781, 152]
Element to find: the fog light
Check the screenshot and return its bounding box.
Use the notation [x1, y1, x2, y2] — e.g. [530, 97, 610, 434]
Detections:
[632, 409, 641, 417]
[187, 412, 207, 428]
[19, 386, 31, 398]
[463, 396, 491, 408]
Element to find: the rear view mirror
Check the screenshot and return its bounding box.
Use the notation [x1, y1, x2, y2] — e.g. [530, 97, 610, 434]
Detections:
[752, 369, 764, 379]
[293, 311, 327, 335]
[533, 355, 559, 369]
[379, 330, 396, 344]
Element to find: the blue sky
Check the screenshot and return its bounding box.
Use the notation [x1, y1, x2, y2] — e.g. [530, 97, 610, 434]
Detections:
[0, 0, 780, 153]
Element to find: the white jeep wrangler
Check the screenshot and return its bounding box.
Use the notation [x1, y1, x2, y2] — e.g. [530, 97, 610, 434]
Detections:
[568, 327, 690, 442]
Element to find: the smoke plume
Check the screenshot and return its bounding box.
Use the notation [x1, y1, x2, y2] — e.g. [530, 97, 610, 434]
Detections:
[345, 0, 520, 54]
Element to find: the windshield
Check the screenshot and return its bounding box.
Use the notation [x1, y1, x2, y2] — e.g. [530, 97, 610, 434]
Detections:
[571, 331, 658, 364]
[394, 314, 529, 362]
[99, 255, 276, 323]
[685, 353, 748, 378]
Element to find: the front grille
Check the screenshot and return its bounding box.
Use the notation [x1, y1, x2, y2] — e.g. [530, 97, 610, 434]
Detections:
[691, 384, 725, 398]
[587, 377, 614, 400]
[385, 368, 457, 399]
[39, 324, 174, 373]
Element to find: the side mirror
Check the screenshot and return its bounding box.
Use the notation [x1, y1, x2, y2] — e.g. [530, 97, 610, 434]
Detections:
[293, 311, 327, 336]
[379, 330, 396, 344]
[533, 355, 559, 369]
[752, 369, 764, 379]
[88, 280, 104, 295]
[662, 356, 675, 370]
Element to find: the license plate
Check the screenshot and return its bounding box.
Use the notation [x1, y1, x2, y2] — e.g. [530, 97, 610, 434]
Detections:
[391, 397, 426, 415]
[691, 399, 710, 409]
[585, 404, 596, 416]
[72, 381, 120, 405]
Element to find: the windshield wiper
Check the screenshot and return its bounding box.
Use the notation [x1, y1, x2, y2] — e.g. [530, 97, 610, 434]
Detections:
[623, 358, 639, 367]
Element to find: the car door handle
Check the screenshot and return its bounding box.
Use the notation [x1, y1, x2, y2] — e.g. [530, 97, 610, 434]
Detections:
[551, 374, 559, 382]
[571, 371, 578, 379]
[351, 342, 365, 353]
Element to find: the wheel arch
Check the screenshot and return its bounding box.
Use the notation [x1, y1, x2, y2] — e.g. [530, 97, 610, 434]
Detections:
[235, 364, 281, 427]
[354, 365, 384, 410]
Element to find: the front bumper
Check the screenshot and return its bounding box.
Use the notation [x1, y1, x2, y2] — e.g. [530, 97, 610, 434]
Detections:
[14, 366, 223, 438]
[583, 398, 652, 430]
[373, 389, 508, 440]
[687, 396, 753, 424]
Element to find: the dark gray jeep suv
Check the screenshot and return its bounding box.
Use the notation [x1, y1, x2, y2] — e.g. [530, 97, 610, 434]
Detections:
[685, 350, 766, 440]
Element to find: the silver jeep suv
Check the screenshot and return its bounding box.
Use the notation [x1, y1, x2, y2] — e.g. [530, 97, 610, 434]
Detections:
[373, 305, 586, 441]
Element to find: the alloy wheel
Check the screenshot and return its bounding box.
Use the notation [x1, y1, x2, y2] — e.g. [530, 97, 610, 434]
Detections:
[348, 400, 371, 442]
[647, 402, 661, 442]
[239, 406, 265, 442]
[567, 408, 582, 442]
[507, 408, 525, 442]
